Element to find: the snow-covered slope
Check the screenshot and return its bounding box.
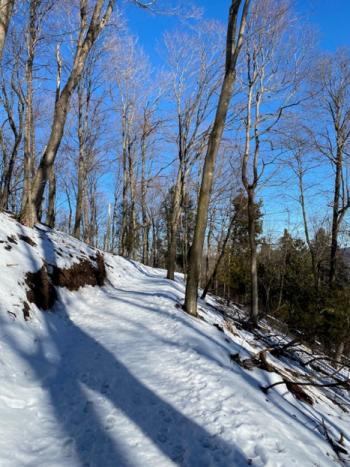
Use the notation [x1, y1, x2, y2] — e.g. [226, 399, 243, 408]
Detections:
[0, 212, 349, 467]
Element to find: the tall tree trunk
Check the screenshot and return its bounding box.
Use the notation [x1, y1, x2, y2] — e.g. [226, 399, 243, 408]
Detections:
[21, 0, 38, 214]
[296, 157, 319, 290]
[120, 109, 129, 256]
[205, 211, 215, 285]
[128, 142, 136, 258]
[47, 163, 56, 227]
[151, 218, 159, 267]
[247, 187, 258, 325]
[201, 204, 239, 300]
[329, 146, 342, 284]
[184, 0, 250, 316]
[83, 182, 90, 243]
[0, 81, 24, 210]
[104, 203, 112, 251]
[73, 147, 85, 238]
[73, 82, 86, 239]
[65, 184, 73, 233]
[141, 133, 149, 264]
[167, 167, 183, 280]
[0, 135, 21, 210]
[0, 0, 15, 60]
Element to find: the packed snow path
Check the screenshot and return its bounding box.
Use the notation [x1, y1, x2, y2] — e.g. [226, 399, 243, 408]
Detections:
[0, 214, 348, 466]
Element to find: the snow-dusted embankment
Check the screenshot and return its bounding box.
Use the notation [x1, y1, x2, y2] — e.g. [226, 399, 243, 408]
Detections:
[0, 213, 348, 467]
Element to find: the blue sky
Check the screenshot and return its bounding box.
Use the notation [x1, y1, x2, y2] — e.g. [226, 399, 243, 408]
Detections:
[297, 0, 350, 51]
[120, 1, 350, 240]
[125, 0, 350, 63]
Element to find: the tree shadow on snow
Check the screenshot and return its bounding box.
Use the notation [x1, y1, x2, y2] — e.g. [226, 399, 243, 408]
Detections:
[14, 229, 249, 467]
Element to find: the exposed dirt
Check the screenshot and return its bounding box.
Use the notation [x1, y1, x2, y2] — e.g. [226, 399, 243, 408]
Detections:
[18, 234, 37, 247]
[24, 252, 106, 317]
[25, 265, 57, 310]
[7, 235, 17, 244]
[51, 252, 106, 291]
[22, 301, 30, 320]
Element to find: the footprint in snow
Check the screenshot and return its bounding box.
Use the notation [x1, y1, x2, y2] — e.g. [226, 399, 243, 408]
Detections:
[156, 432, 168, 443]
[105, 414, 117, 431]
[101, 382, 110, 394]
[83, 400, 94, 413]
[170, 445, 185, 463]
[158, 408, 172, 424]
[62, 437, 75, 457]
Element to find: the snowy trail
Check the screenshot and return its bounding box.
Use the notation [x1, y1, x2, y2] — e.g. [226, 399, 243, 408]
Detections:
[0, 214, 348, 466]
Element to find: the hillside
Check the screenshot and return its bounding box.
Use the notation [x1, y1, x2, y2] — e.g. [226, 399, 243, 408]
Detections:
[0, 212, 349, 467]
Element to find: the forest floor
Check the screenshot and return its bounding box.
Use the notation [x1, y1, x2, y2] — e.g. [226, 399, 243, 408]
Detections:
[0, 212, 349, 467]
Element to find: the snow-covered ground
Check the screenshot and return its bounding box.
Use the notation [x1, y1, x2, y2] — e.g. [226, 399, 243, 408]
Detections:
[0, 212, 349, 467]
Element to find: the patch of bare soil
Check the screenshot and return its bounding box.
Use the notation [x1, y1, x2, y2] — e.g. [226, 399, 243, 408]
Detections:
[24, 252, 106, 317]
[22, 301, 31, 320]
[51, 252, 106, 290]
[25, 265, 57, 310]
[18, 234, 37, 247]
[7, 235, 17, 244]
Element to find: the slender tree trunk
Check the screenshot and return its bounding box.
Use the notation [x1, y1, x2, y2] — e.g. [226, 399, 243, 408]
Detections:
[0, 81, 24, 210]
[247, 187, 258, 325]
[128, 142, 136, 258]
[335, 340, 344, 367]
[83, 182, 90, 243]
[73, 82, 86, 239]
[64, 184, 72, 233]
[205, 212, 215, 285]
[141, 133, 149, 264]
[0, 103, 23, 209]
[201, 206, 239, 300]
[329, 146, 342, 284]
[104, 203, 112, 251]
[296, 159, 318, 290]
[277, 238, 287, 311]
[167, 167, 183, 280]
[47, 163, 56, 227]
[0, 138, 21, 210]
[184, 0, 250, 316]
[120, 110, 128, 256]
[89, 183, 97, 246]
[73, 147, 85, 238]
[21, 0, 38, 214]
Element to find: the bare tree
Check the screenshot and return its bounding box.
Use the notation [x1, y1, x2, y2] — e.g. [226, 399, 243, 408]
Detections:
[163, 22, 223, 280]
[313, 51, 350, 284]
[139, 97, 162, 263]
[284, 129, 321, 290]
[21, 0, 53, 218]
[108, 34, 150, 257]
[20, 0, 114, 226]
[238, 0, 305, 326]
[72, 47, 104, 239]
[184, 0, 250, 316]
[0, 63, 24, 210]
